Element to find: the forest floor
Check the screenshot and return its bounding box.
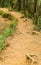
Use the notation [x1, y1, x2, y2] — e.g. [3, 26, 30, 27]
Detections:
[0, 8, 41, 65]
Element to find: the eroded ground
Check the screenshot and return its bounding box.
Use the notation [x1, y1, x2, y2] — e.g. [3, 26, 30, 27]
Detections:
[0, 8, 41, 65]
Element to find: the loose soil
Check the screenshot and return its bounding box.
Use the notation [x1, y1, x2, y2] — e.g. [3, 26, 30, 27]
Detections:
[0, 8, 41, 65]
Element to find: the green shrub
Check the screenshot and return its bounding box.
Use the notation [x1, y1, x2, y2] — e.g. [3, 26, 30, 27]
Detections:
[0, 10, 14, 20]
[0, 20, 18, 51]
[7, 14, 14, 20]
[3, 28, 13, 37]
[0, 35, 6, 51]
[10, 19, 18, 29]
[33, 17, 41, 31]
[3, 19, 18, 37]
[0, 11, 18, 51]
[2, 13, 9, 18]
[2, 13, 14, 20]
[0, 10, 7, 18]
[0, 10, 4, 15]
[23, 11, 34, 18]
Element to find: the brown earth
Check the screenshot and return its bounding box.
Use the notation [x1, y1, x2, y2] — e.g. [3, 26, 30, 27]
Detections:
[0, 8, 41, 65]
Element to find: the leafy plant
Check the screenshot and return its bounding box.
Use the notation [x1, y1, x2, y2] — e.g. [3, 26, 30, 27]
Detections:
[0, 19, 18, 51]
[3, 28, 13, 37]
[0, 35, 6, 51]
[0, 10, 14, 20]
[33, 17, 41, 31]
[10, 19, 18, 28]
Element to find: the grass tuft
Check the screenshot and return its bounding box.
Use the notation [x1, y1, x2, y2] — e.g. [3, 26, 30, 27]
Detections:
[0, 10, 14, 20]
[0, 14, 18, 51]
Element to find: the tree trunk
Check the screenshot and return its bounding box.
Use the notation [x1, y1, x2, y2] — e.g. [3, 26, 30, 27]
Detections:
[34, 0, 37, 13]
[17, 0, 21, 11]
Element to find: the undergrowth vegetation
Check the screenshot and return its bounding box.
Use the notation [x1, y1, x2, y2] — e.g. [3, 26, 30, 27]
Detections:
[0, 12, 18, 51]
[0, 10, 14, 20]
[33, 16, 41, 32]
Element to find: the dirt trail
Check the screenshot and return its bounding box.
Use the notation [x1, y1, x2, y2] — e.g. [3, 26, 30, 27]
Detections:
[0, 8, 41, 65]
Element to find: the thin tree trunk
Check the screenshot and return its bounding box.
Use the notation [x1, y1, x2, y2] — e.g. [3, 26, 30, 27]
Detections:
[17, 0, 21, 11]
[34, 0, 37, 13]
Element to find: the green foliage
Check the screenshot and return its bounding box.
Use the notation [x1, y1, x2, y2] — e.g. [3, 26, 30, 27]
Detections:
[0, 18, 18, 51]
[10, 19, 18, 28]
[4, 20, 18, 37]
[0, 35, 6, 51]
[25, 11, 34, 18]
[3, 28, 13, 37]
[7, 14, 13, 20]
[37, 4, 41, 16]
[33, 17, 41, 31]
[0, 10, 3, 15]
[0, 10, 14, 20]
[0, 10, 7, 18]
